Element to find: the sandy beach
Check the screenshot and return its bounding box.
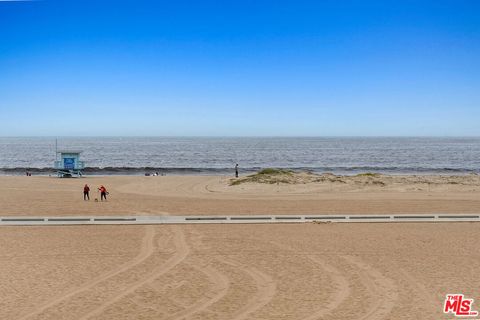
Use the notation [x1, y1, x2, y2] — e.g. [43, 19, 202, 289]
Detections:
[0, 174, 479, 216]
[1, 223, 478, 319]
[0, 174, 479, 319]
[3, 0, 480, 317]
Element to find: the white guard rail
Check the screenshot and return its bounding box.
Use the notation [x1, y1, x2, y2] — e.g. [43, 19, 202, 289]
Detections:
[0, 214, 479, 226]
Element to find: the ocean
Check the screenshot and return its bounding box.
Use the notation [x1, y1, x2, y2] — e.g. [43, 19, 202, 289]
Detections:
[0, 137, 479, 175]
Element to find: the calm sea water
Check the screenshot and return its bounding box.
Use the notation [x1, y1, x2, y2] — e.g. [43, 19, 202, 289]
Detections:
[0, 137, 479, 175]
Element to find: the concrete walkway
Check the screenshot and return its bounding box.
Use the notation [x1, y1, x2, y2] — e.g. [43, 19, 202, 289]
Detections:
[0, 214, 479, 226]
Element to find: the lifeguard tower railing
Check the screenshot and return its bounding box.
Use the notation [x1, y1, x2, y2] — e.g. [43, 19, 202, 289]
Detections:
[54, 160, 85, 170]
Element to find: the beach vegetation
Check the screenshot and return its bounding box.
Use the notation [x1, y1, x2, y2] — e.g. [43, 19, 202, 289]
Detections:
[355, 172, 381, 177]
[257, 168, 294, 175]
[230, 168, 294, 185]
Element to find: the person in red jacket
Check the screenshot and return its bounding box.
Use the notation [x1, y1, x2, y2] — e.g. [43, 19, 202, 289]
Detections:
[83, 184, 90, 201]
[98, 185, 108, 201]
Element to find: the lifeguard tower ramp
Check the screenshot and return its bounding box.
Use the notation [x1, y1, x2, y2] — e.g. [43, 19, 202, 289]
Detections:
[54, 151, 85, 178]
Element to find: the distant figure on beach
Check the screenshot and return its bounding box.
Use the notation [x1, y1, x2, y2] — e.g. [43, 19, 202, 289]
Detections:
[235, 164, 239, 178]
[98, 185, 108, 201]
[83, 184, 90, 201]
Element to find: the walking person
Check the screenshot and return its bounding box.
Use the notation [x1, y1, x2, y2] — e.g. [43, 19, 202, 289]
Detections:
[99, 185, 108, 201]
[235, 163, 239, 178]
[83, 184, 90, 201]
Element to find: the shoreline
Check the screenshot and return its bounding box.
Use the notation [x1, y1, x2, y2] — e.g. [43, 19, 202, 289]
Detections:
[1, 170, 479, 177]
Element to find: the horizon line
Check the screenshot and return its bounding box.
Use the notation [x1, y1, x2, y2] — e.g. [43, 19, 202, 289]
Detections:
[1, 135, 480, 139]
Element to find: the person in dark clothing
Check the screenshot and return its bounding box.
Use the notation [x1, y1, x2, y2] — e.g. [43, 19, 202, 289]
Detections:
[99, 185, 108, 201]
[235, 164, 239, 178]
[83, 184, 90, 200]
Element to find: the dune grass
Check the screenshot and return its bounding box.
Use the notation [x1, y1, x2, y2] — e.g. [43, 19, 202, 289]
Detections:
[230, 168, 294, 185]
[257, 168, 294, 175]
[355, 172, 381, 177]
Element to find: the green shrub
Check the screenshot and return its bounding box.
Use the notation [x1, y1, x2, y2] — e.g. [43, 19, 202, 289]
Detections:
[356, 172, 380, 177]
[257, 168, 293, 175]
[230, 168, 294, 186]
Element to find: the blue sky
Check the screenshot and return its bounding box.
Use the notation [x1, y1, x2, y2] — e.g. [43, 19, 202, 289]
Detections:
[0, 0, 479, 136]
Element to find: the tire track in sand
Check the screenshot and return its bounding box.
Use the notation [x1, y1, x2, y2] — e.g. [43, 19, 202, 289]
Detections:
[79, 225, 190, 320]
[302, 255, 351, 320]
[221, 258, 277, 320]
[398, 268, 438, 318]
[174, 228, 276, 320]
[258, 238, 352, 320]
[19, 226, 157, 320]
[266, 239, 397, 320]
[342, 255, 398, 320]
[165, 262, 230, 320]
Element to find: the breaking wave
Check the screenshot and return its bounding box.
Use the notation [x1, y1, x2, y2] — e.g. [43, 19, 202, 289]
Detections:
[0, 166, 478, 176]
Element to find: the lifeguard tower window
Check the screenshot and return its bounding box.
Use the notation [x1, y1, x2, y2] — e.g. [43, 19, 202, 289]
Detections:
[64, 158, 75, 170]
[54, 151, 85, 178]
